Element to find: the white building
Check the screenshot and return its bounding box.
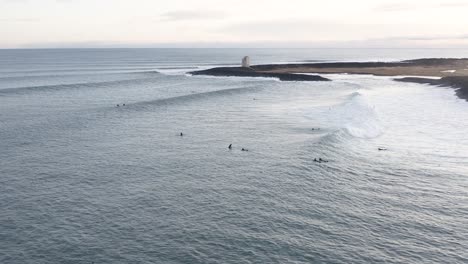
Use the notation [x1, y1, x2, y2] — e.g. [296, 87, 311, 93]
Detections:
[242, 56, 250, 68]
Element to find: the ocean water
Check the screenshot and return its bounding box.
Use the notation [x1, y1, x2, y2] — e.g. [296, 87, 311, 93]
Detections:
[1, 48, 467, 264]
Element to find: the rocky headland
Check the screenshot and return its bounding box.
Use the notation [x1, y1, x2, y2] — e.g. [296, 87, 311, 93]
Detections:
[190, 67, 330, 82]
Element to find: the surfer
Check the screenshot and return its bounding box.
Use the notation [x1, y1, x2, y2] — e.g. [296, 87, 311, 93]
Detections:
[378, 147, 387, 151]
[180, 132, 183, 137]
[116, 104, 120, 107]
[241, 148, 248, 151]
[228, 144, 232, 150]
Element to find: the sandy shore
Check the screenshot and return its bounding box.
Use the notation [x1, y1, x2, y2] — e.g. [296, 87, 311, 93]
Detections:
[256, 58, 468, 101]
[252, 58, 468, 77]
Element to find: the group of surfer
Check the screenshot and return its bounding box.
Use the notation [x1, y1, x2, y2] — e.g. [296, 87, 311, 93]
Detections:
[116, 103, 126, 107]
[314, 158, 328, 163]
[176, 129, 387, 160]
[228, 144, 248, 151]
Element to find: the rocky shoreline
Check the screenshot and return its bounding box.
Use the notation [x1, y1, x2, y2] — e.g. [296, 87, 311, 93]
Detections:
[395, 76, 468, 101]
[189, 67, 330, 82]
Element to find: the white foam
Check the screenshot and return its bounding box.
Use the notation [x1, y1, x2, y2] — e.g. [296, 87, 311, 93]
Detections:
[340, 92, 383, 138]
[304, 90, 384, 139]
[189, 74, 280, 82]
[393, 75, 442, 80]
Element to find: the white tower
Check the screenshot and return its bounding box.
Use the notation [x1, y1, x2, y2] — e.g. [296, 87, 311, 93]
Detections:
[242, 56, 250, 68]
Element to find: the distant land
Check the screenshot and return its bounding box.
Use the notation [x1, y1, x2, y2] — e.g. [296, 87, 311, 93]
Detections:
[190, 58, 468, 101]
[190, 67, 330, 82]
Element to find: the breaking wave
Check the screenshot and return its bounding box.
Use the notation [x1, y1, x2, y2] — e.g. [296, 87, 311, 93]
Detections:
[335, 91, 383, 138]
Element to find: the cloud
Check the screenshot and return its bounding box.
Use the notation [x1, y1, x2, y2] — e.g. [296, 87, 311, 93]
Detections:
[1, 0, 28, 2]
[373, 1, 468, 12]
[159, 10, 226, 21]
[0, 18, 39, 22]
[373, 3, 414, 12]
[216, 19, 395, 40]
[440, 2, 468, 7]
[219, 19, 338, 37]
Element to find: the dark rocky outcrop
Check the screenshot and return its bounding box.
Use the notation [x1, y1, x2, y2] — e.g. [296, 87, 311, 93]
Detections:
[189, 67, 330, 82]
[395, 76, 468, 101]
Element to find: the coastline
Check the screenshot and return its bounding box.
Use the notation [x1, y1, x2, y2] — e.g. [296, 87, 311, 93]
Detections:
[395, 76, 468, 101]
[190, 67, 330, 82]
[189, 58, 468, 101]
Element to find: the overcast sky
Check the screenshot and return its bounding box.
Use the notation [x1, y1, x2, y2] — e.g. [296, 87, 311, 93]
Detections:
[1, 0, 468, 48]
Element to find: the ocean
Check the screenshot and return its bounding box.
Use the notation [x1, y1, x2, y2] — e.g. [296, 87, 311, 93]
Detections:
[1, 48, 467, 263]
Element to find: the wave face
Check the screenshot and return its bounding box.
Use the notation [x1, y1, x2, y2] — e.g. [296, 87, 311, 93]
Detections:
[1, 49, 468, 264]
[336, 91, 383, 138]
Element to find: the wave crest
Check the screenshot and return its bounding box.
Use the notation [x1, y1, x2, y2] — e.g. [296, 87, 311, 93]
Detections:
[339, 91, 383, 138]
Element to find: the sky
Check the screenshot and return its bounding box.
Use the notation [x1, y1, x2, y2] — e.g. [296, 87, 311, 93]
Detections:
[1, 0, 468, 48]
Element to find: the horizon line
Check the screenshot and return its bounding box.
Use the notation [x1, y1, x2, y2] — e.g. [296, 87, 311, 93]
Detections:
[2, 47, 468, 50]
